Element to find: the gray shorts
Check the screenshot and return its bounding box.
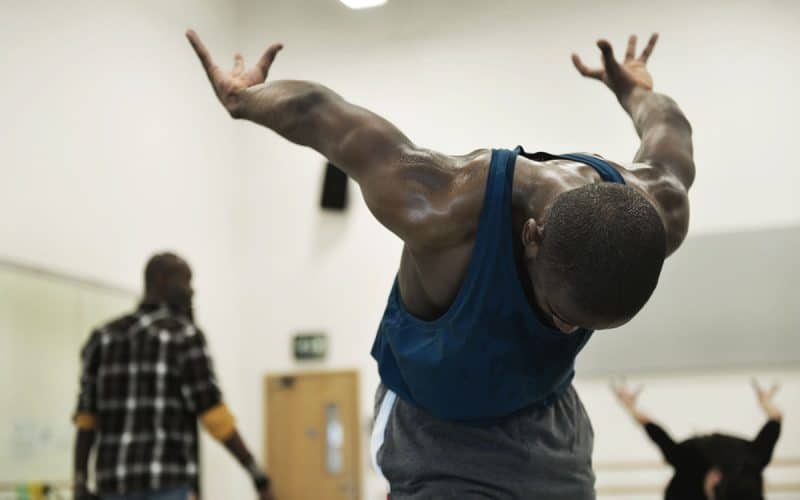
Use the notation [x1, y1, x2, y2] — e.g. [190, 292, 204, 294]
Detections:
[371, 384, 595, 500]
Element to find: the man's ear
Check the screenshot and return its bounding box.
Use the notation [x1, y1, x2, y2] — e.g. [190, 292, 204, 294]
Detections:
[522, 218, 546, 257]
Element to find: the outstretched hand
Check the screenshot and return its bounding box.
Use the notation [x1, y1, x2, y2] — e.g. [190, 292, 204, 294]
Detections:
[752, 379, 783, 420]
[572, 34, 658, 99]
[612, 380, 651, 425]
[611, 379, 643, 412]
[186, 29, 283, 116]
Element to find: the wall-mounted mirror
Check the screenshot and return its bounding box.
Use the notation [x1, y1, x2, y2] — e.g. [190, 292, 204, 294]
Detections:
[0, 261, 136, 489]
[579, 225, 800, 376]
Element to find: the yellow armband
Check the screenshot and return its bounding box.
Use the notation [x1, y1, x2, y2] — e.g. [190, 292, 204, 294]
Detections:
[73, 412, 97, 430]
[200, 403, 236, 441]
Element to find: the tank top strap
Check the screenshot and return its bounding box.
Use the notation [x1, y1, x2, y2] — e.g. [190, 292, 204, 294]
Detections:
[487, 148, 517, 225]
[477, 148, 518, 256]
[453, 148, 519, 308]
[514, 146, 626, 185]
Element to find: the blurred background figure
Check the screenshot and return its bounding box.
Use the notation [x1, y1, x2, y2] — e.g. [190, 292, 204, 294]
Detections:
[72, 253, 273, 500]
[612, 379, 782, 500]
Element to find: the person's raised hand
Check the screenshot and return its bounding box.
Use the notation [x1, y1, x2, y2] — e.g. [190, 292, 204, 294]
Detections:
[752, 379, 783, 420]
[186, 29, 283, 117]
[572, 34, 658, 99]
[611, 379, 643, 413]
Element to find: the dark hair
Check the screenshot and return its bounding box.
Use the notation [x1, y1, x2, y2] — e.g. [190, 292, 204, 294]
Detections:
[144, 252, 188, 293]
[539, 183, 666, 321]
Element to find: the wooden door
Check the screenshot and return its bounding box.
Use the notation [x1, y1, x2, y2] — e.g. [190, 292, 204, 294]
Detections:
[265, 370, 361, 500]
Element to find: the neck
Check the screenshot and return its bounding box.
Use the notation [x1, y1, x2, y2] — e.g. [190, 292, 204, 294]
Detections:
[510, 163, 555, 233]
[141, 292, 167, 305]
[511, 157, 603, 230]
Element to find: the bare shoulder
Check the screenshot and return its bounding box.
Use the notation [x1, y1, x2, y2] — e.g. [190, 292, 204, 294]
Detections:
[607, 159, 690, 256]
[398, 147, 490, 173]
[397, 148, 491, 250]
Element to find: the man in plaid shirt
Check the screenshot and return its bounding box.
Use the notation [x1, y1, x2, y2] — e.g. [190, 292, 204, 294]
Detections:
[72, 253, 273, 500]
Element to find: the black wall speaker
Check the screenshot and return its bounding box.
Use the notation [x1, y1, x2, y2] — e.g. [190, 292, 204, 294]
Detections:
[320, 162, 348, 211]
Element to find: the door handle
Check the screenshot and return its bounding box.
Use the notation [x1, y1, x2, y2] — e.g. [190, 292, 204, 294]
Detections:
[338, 479, 357, 499]
[326, 403, 344, 474]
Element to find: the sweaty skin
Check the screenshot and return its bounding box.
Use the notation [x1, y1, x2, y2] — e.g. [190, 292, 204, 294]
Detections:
[187, 31, 694, 331]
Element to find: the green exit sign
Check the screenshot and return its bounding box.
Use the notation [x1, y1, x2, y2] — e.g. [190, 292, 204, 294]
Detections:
[293, 333, 328, 360]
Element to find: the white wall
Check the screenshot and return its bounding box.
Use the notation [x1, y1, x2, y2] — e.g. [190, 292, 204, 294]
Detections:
[1, 1, 252, 498]
[232, 1, 800, 499]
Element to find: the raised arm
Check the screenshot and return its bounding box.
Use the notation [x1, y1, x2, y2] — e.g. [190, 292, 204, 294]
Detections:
[753, 379, 783, 421]
[751, 379, 783, 469]
[573, 34, 694, 255]
[612, 381, 686, 467]
[186, 30, 465, 250]
[612, 380, 651, 426]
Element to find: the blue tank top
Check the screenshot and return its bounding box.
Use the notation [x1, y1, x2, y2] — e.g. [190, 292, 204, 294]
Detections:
[370, 147, 625, 422]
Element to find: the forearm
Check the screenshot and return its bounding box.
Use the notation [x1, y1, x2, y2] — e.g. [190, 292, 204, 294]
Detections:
[620, 87, 695, 188]
[761, 402, 783, 421]
[620, 401, 652, 426]
[620, 87, 688, 137]
[223, 430, 270, 491]
[753, 419, 782, 468]
[234, 79, 412, 181]
[235, 80, 329, 140]
[198, 404, 268, 486]
[630, 407, 652, 426]
[223, 429, 256, 467]
[643, 421, 682, 465]
[235, 80, 355, 171]
[73, 429, 95, 492]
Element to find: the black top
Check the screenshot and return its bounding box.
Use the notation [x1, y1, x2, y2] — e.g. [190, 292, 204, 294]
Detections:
[75, 302, 224, 495]
[645, 420, 781, 500]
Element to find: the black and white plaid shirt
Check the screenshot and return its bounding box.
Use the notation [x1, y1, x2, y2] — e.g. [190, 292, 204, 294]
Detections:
[75, 302, 223, 495]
